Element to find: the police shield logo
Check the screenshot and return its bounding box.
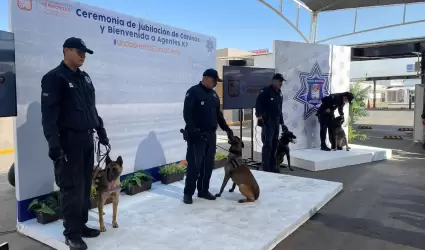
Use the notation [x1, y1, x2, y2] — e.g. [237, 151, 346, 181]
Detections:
[85, 76, 92, 84]
[293, 61, 331, 120]
[306, 76, 324, 106]
[228, 80, 240, 98]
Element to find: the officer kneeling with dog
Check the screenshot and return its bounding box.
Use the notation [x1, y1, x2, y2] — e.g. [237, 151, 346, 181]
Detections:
[41, 37, 109, 250]
[316, 92, 354, 151]
[255, 73, 288, 173]
[182, 69, 234, 204]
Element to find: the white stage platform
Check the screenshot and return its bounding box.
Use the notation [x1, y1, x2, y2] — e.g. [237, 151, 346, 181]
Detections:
[290, 144, 392, 171]
[17, 170, 342, 250]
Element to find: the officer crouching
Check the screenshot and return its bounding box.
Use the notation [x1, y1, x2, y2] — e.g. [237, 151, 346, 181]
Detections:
[41, 37, 110, 250]
[316, 91, 354, 151]
[182, 68, 234, 204]
[255, 73, 288, 173]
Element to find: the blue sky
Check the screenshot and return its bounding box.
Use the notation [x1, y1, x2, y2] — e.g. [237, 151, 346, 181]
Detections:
[2, 0, 425, 51]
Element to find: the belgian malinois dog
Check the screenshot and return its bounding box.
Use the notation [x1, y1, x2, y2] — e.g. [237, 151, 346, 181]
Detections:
[276, 130, 297, 171]
[92, 155, 123, 232]
[331, 116, 350, 151]
[215, 136, 260, 203]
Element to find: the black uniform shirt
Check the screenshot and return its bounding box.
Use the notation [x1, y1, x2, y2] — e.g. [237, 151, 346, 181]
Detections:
[41, 61, 103, 148]
[183, 82, 230, 133]
[255, 85, 284, 124]
[318, 93, 345, 116]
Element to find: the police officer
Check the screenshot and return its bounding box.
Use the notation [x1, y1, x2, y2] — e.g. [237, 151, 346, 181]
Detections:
[255, 73, 287, 173]
[41, 37, 109, 250]
[316, 91, 354, 151]
[182, 68, 234, 204]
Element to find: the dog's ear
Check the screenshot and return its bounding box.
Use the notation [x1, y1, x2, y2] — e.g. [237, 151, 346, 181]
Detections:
[105, 155, 112, 165]
[241, 141, 245, 148]
[116, 156, 123, 167]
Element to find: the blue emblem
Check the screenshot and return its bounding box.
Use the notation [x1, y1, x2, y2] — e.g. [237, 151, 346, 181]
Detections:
[293, 61, 331, 120]
[206, 38, 215, 52]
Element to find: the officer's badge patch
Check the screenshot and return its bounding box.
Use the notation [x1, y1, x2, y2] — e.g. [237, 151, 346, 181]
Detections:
[68, 82, 74, 88]
[85, 76, 92, 84]
[201, 101, 204, 105]
[42, 93, 49, 97]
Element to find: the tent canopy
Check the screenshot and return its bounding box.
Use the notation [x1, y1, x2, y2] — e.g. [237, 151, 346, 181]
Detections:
[303, 0, 425, 12]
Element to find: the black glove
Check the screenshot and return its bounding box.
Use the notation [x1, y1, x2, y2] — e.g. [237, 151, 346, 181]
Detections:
[97, 128, 109, 146]
[226, 129, 234, 140]
[281, 124, 288, 133]
[49, 147, 67, 164]
[257, 118, 264, 127]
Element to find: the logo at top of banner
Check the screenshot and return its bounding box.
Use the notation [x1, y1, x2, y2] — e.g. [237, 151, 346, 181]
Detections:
[17, 0, 32, 11]
[206, 38, 215, 52]
[228, 80, 240, 98]
[293, 61, 331, 120]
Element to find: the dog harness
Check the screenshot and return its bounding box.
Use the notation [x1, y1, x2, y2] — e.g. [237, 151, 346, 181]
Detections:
[227, 155, 244, 172]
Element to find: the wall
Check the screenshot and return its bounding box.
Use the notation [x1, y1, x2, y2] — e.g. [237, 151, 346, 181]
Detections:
[254, 40, 351, 152]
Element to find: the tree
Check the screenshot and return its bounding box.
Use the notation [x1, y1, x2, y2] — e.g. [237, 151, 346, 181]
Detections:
[348, 81, 370, 141]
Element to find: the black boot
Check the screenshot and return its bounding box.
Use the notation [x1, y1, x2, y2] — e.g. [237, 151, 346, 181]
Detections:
[337, 146, 343, 150]
[65, 237, 87, 250]
[183, 195, 193, 204]
[321, 144, 331, 151]
[198, 191, 216, 200]
[82, 225, 100, 238]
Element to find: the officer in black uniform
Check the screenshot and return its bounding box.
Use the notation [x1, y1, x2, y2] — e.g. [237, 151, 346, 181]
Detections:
[316, 91, 354, 151]
[41, 37, 109, 250]
[182, 68, 234, 204]
[255, 73, 288, 173]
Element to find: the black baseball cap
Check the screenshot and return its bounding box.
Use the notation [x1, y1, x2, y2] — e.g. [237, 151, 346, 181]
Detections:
[63, 37, 93, 54]
[345, 92, 354, 104]
[272, 73, 286, 81]
[203, 68, 222, 82]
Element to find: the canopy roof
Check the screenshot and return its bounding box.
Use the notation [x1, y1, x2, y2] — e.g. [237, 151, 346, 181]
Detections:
[303, 0, 425, 12]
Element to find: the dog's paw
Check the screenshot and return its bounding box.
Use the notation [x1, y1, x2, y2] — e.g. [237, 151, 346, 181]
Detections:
[289, 168, 294, 171]
[100, 225, 106, 232]
[112, 221, 119, 228]
[215, 193, 221, 197]
[238, 199, 246, 203]
[228, 189, 234, 193]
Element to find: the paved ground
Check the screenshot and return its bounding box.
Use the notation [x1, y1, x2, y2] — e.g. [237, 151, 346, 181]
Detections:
[2, 111, 425, 250]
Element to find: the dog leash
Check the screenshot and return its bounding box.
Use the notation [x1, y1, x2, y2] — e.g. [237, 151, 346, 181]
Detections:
[94, 137, 111, 170]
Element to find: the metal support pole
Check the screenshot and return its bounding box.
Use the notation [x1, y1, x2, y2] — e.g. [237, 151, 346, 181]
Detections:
[373, 80, 376, 108]
[239, 109, 243, 142]
[309, 12, 318, 43]
[422, 53, 425, 85]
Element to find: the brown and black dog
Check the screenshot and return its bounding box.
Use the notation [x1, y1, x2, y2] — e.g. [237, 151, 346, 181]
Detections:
[331, 116, 350, 151]
[215, 136, 260, 203]
[92, 155, 123, 232]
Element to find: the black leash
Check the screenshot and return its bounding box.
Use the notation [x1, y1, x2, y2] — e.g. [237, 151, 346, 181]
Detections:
[94, 137, 111, 170]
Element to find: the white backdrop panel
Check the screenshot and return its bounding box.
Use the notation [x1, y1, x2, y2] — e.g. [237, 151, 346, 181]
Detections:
[254, 41, 350, 153]
[10, 0, 216, 201]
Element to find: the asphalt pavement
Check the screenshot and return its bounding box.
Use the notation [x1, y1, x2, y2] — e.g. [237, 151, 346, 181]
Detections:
[2, 113, 425, 250]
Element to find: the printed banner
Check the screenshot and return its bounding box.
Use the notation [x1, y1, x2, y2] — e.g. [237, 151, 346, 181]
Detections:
[10, 0, 216, 203]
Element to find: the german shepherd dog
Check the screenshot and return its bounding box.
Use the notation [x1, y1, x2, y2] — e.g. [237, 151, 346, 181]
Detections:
[92, 155, 123, 232]
[331, 116, 350, 151]
[215, 136, 260, 203]
[276, 130, 297, 171]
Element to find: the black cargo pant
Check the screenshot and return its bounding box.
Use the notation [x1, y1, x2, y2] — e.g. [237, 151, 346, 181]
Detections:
[54, 129, 94, 239]
[318, 113, 335, 149]
[183, 132, 216, 196]
[261, 117, 279, 173]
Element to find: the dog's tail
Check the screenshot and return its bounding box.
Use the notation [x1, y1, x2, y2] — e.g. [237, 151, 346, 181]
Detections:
[253, 184, 260, 200]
